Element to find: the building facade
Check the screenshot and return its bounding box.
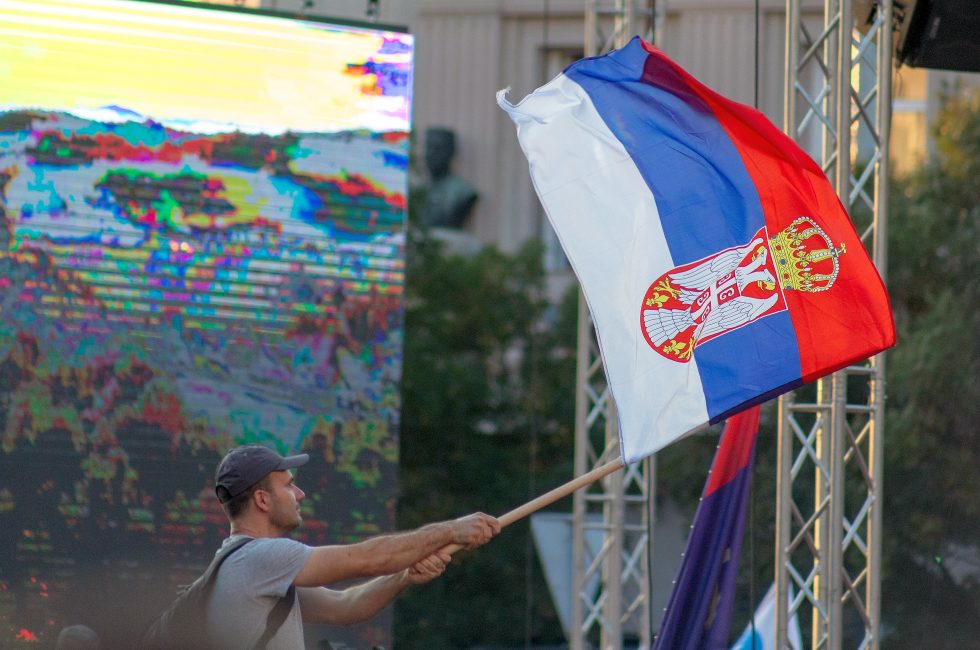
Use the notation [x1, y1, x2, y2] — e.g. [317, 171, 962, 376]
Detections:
[262, 0, 976, 261]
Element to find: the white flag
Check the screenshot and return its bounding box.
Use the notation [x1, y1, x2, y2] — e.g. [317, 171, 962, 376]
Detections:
[730, 583, 803, 650]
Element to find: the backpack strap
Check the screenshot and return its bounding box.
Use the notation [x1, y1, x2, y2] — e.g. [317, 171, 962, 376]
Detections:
[201, 537, 253, 585]
[251, 583, 296, 650]
[208, 537, 298, 650]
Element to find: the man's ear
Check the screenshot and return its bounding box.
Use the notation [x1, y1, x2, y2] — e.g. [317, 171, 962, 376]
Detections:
[252, 488, 272, 513]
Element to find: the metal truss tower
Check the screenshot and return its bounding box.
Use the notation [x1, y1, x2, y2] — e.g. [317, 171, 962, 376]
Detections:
[569, 9, 654, 650]
[776, 0, 892, 648]
[569, 317, 652, 650]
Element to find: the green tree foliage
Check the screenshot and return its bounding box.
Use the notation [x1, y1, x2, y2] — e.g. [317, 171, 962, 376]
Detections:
[394, 229, 577, 648]
[880, 89, 980, 647]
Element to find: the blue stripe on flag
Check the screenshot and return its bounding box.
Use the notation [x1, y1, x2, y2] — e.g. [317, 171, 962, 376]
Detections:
[566, 40, 802, 420]
[564, 41, 762, 264]
[698, 312, 802, 420]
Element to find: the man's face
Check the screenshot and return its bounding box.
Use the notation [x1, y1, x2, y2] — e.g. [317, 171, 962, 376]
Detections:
[265, 470, 305, 533]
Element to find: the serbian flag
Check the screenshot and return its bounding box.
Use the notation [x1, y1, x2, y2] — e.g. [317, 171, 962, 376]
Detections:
[653, 406, 760, 650]
[497, 38, 894, 462]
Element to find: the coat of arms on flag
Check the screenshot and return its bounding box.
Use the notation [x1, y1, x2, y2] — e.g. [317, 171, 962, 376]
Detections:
[642, 217, 846, 362]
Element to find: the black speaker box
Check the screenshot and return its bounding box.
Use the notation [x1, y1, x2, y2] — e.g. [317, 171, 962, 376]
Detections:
[897, 0, 980, 73]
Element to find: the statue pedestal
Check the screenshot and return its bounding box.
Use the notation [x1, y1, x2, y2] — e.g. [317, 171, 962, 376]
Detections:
[428, 227, 483, 257]
[420, 173, 478, 230]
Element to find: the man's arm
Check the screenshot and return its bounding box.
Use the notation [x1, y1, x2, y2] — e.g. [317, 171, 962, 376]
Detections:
[293, 513, 499, 588]
[299, 551, 451, 624]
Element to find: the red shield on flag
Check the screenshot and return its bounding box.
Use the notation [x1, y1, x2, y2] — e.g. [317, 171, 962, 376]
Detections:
[639, 218, 848, 362]
[640, 227, 786, 362]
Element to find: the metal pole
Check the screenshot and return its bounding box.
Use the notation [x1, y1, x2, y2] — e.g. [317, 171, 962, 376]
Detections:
[571, 295, 591, 650]
[866, 6, 892, 647]
[645, 453, 657, 639]
[777, 5, 800, 641]
[602, 430, 625, 649]
[774, 393, 793, 647]
[828, 372, 847, 648]
[815, 379, 832, 648]
[827, 2, 852, 646]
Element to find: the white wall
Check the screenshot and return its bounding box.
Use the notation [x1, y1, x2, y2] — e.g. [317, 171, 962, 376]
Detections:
[410, 0, 798, 253]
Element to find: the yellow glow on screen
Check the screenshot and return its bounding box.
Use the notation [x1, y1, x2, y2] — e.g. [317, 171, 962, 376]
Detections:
[0, 0, 413, 134]
[187, 0, 262, 7]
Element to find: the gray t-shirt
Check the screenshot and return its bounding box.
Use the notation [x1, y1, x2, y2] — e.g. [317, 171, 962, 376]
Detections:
[204, 535, 313, 650]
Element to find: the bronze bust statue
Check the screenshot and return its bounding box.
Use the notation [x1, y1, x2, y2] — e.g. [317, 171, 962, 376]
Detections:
[420, 127, 478, 229]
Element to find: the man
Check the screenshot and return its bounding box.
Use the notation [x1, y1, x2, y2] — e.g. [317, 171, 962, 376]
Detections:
[204, 445, 500, 649]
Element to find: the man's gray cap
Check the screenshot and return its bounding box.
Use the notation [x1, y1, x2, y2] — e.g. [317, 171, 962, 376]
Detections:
[215, 445, 309, 503]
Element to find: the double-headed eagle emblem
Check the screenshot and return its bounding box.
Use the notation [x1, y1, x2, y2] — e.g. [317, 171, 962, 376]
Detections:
[640, 217, 846, 362]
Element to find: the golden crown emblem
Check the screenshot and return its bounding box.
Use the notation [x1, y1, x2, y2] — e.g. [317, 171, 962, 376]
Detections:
[770, 216, 845, 292]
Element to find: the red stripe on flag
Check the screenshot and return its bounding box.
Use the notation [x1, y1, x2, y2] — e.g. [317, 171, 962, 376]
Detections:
[640, 42, 895, 382]
[705, 405, 761, 497]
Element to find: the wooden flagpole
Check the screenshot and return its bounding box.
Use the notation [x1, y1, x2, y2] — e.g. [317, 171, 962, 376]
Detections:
[442, 458, 624, 554]
[498, 458, 623, 527]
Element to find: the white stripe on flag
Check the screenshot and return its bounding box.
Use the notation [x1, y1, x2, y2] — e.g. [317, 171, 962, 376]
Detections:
[498, 74, 710, 462]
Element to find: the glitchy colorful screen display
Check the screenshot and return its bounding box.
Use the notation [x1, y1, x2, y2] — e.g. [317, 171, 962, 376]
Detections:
[0, 0, 412, 646]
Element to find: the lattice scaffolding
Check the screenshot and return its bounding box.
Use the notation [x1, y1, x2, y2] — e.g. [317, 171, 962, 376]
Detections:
[776, 0, 892, 648]
[570, 7, 655, 650]
[570, 289, 654, 650]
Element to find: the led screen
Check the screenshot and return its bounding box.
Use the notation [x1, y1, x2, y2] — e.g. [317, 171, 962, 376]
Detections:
[0, 0, 412, 646]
